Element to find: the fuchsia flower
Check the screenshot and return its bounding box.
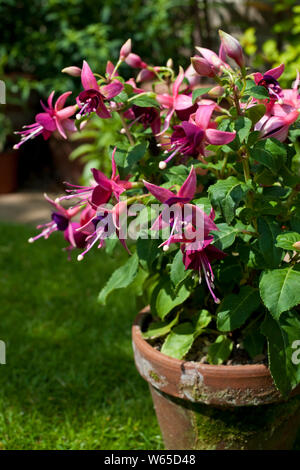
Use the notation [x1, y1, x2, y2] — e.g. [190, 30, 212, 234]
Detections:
[125, 53, 148, 69]
[124, 104, 161, 134]
[144, 167, 225, 302]
[253, 64, 285, 100]
[181, 233, 226, 304]
[28, 195, 84, 248]
[159, 103, 236, 168]
[76, 61, 124, 120]
[156, 67, 194, 135]
[58, 148, 133, 208]
[255, 110, 299, 142]
[14, 91, 77, 149]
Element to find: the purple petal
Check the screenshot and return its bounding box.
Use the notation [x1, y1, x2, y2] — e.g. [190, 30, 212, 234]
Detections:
[177, 166, 196, 201]
[265, 64, 284, 80]
[143, 180, 175, 203]
[35, 113, 56, 131]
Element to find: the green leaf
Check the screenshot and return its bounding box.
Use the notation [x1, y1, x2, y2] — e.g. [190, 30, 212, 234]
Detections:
[259, 267, 300, 319]
[192, 87, 212, 103]
[142, 313, 179, 339]
[161, 322, 195, 359]
[250, 139, 286, 173]
[136, 238, 160, 268]
[130, 94, 159, 108]
[154, 281, 191, 320]
[126, 141, 148, 166]
[243, 329, 265, 359]
[208, 177, 249, 224]
[207, 335, 233, 365]
[234, 116, 252, 143]
[261, 312, 300, 395]
[217, 286, 261, 332]
[246, 104, 266, 125]
[247, 85, 269, 99]
[257, 217, 283, 268]
[276, 232, 300, 251]
[98, 253, 139, 305]
[210, 223, 237, 250]
[194, 309, 212, 332]
[170, 249, 190, 289]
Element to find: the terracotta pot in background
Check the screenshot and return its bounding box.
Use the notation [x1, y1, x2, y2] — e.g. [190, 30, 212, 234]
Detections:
[0, 150, 19, 194]
[132, 309, 300, 450]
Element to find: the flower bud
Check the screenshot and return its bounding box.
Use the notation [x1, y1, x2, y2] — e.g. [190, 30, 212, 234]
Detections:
[61, 66, 82, 77]
[119, 39, 132, 60]
[191, 56, 215, 77]
[208, 85, 225, 98]
[125, 53, 147, 69]
[218, 30, 244, 69]
[166, 58, 173, 68]
[293, 241, 300, 250]
[136, 68, 155, 82]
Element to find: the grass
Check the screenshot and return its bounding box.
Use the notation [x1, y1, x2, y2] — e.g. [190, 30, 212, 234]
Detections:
[0, 222, 163, 450]
[0, 222, 299, 450]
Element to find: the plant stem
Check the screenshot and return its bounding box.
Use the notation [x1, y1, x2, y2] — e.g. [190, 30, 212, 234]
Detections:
[119, 112, 135, 145]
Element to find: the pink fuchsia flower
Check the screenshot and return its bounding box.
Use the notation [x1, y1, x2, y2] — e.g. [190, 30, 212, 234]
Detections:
[158, 103, 236, 168]
[181, 237, 226, 304]
[58, 148, 132, 208]
[156, 66, 194, 135]
[28, 194, 82, 246]
[144, 166, 216, 252]
[14, 91, 77, 149]
[253, 64, 284, 100]
[76, 61, 124, 119]
[124, 104, 161, 134]
[218, 30, 244, 69]
[76, 200, 130, 261]
[271, 71, 300, 116]
[255, 109, 299, 142]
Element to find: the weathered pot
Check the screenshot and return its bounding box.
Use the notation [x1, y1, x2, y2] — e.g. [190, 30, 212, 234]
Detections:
[132, 309, 300, 450]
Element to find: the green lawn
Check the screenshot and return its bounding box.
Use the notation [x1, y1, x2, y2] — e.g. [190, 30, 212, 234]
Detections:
[0, 222, 299, 450]
[0, 222, 163, 450]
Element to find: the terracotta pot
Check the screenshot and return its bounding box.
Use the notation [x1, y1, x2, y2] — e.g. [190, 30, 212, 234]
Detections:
[132, 309, 300, 450]
[0, 150, 19, 193]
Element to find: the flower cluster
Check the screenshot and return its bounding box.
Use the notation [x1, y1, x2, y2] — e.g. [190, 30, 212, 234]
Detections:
[17, 31, 300, 390]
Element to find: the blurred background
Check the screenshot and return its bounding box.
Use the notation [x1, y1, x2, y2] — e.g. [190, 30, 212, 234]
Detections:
[0, 0, 300, 450]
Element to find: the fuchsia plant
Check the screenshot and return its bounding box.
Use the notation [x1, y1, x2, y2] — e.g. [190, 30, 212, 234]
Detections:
[16, 31, 300, 396]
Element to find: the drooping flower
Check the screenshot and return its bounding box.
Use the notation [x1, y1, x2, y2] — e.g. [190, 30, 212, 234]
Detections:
[14, 91, 77, 149]
[143, 166, 216, 253]
[124, 104, 161, 134]
[253, 64, 284, 100]
[28, 195, 83, 246]
[255, 109, 299, 142]
[156, 67, 194, 135]
[76, 61, 124, 120]
[181, 236, 226, 304]
[58, 148, 132, 208]
[158, 103, 236, 168]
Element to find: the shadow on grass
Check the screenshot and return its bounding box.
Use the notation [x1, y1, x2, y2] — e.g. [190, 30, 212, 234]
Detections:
[0, 223, 163, 450]
[0, 222, 299, 450]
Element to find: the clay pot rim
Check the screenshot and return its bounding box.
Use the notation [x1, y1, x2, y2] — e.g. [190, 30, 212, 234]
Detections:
[133, 309, 270, 378]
